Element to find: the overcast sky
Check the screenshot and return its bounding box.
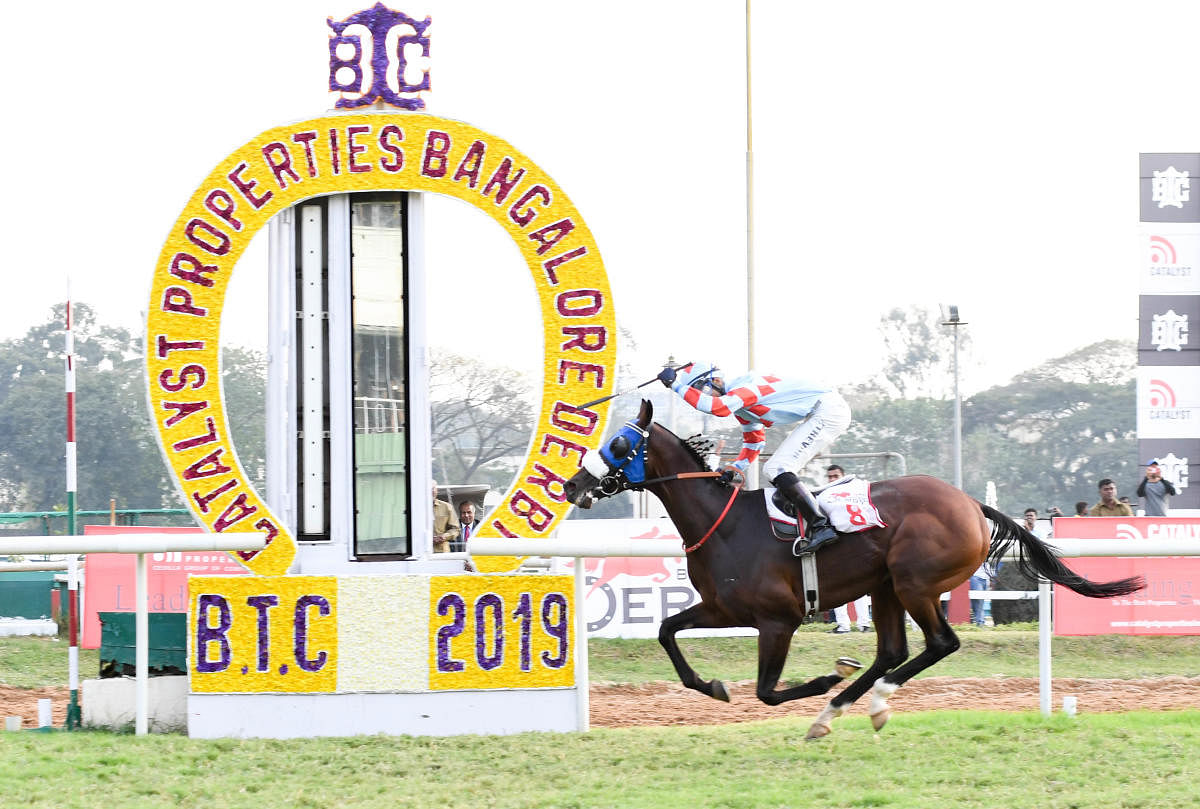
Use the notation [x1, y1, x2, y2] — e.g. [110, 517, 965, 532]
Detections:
[3, 1, 1196, 395]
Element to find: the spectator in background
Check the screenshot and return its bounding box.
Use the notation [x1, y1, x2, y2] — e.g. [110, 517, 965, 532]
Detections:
[1136, 459, 1178, 517]
[1089, 479, 1134, 517]
[1073, 501, 1089, 516]
[1023, 508, 1053, 540]
[827, 464, 872, 633]
[457, 501, 481, 550]
[432, 480, 460, 553]
[969, 559, 993, 627]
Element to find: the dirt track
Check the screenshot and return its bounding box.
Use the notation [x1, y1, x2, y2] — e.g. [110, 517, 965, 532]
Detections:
[4, 677, 1200, 730]
[588, 676, 1200, 728]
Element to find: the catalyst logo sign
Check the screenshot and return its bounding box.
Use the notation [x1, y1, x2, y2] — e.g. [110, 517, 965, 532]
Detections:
[1141, 231, 1199, 294]
[1138, 369, 1200, 439]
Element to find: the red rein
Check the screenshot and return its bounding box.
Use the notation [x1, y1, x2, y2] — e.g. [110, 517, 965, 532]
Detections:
[683, 484, 743, 553]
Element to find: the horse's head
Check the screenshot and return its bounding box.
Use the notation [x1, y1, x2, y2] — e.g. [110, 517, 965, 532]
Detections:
[565, 400, 654, 509]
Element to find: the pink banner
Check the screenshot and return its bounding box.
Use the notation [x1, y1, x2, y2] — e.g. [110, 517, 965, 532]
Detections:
[81, 525, 248, 648]
[1051, 517, 1200, 635]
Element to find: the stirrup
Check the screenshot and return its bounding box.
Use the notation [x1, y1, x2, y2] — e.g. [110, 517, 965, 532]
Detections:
[797, 524, 839, 553]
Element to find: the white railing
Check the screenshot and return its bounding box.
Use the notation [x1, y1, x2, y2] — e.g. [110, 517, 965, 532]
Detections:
[469, 536, 1200, 723]
[0, 534, 267, 735]
[354, 396, 405, 434]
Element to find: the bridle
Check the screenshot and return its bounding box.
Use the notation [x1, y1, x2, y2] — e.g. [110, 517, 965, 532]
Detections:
[582, 420, 742, 553]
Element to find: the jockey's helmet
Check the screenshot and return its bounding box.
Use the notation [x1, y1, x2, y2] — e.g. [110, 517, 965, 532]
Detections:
[678, 362, 726, 396]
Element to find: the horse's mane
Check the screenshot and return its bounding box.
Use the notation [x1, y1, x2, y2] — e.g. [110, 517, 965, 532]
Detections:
[679, 432, 717, 471]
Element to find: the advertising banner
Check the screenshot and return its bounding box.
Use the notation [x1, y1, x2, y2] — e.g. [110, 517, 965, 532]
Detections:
[81, 525, 248, 648]
[1135, 438, 1198, 511]
[1140, 226, 1200, 295]
[1136, 366, 1200, 439]
[556, 518, 754, 639]
[1138, 294, 1199, 362]
[1139, 153, 1200, 223]
[1051, 517, 1200, 635]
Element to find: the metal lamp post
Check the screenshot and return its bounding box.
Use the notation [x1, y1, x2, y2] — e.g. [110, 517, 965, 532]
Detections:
[940, 305, 967, 490]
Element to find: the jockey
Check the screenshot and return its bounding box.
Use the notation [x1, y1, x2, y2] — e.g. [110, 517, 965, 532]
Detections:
[658, 361, 852, 552]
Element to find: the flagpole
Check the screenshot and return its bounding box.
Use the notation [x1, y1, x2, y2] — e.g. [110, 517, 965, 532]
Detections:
[64, 289, 82, 730]
[745, 0, 760, 490]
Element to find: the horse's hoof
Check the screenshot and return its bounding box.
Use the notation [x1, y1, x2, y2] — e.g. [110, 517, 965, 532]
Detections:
[711, 680, 731, 702]
[870, 708, 892, 731]
[804, 722, 832, 741]
[835, 657, 863, 678]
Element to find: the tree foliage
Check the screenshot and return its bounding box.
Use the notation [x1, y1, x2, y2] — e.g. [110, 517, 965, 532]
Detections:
[877, 305, 970, 399]
[0, 305, 1142, 528]
[0, 306, 267, 520]
[837, 326, 1137, 512]
[0, 305, 171, 514]
[221, 346, 267, 486]
[429, 350, 537, 489]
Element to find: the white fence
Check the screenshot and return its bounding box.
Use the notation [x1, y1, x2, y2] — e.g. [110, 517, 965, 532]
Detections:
[0, 533, 267, 735]
[469, 536, 1200, 720]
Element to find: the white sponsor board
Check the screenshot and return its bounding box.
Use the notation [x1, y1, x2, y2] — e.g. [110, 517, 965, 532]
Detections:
[555, 518, 756, 639]
[1137, 366, 1200, 439]
[1140, 225, 1200, 295]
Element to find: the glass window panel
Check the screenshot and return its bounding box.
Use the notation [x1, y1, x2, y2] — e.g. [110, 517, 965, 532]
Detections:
[351, 194, 410, 557]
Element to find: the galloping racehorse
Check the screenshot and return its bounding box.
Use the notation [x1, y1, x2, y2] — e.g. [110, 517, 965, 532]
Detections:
[564, 401, 1144, 738]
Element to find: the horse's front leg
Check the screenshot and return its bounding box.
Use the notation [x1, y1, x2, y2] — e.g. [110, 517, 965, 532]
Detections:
[754, 620, 863, 707]
[658, 602, 733, 702]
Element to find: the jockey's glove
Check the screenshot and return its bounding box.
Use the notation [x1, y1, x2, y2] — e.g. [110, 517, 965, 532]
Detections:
[719, 464, 745, 486]
[657, 366, 677, 387]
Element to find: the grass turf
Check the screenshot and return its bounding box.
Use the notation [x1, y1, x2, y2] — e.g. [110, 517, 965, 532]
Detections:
[0, 711, 1196, 808]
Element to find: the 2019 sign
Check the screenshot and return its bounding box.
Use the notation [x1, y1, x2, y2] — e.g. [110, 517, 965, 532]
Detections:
[428, 575, 573, 690]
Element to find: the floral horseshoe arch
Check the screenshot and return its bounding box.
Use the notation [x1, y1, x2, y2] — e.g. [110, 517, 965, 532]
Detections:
[147, 113, 616, 575]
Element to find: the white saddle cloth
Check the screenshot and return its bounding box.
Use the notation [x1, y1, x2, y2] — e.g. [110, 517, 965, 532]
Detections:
[764, 475, 886, 533]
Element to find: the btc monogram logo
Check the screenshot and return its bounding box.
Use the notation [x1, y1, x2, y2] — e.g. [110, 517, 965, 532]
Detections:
[328, 3, 431, 110]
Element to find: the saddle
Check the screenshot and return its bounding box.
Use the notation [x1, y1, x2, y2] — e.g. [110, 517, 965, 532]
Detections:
[766, 475, 885, 541]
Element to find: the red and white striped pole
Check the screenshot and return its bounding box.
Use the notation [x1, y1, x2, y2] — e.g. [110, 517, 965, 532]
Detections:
[64, 293, 81, 730]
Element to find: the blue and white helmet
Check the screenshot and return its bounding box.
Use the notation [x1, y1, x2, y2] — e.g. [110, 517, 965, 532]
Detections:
[677, 361, 725, 396]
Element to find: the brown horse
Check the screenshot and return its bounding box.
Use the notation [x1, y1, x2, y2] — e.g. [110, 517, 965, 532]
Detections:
[564, 400, 1143, 738]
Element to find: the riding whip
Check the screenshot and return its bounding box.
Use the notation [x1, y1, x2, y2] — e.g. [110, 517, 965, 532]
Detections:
[575, 361, 692, 409]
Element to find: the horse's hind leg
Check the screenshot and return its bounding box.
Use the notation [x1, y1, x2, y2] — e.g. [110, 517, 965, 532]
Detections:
[754, 620, 859, 706]
[806, 587, 909, 740]
[658, 602, 733, 702]
[864, 594, 961, 731]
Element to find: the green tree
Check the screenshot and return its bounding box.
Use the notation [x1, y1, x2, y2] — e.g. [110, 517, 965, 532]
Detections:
[221, 346, 267, 486]
[0, 306, 269, 522]
[962, 372, 1136, 510]
[429, 350, 537, 489]
[876, 305, 970, 399]
[0, 305, 172, 515]
[832, 340, 1136, 511]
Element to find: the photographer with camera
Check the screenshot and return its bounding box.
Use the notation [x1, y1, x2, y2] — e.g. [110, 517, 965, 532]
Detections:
[1136, 459, 1177, 517]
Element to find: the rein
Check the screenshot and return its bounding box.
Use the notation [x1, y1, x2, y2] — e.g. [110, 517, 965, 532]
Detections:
[683, 483, 742, 554]
[640, 470, 722, 486]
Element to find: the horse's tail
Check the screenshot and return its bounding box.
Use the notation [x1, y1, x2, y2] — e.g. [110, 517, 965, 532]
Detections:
[980, 504, 1144, 598]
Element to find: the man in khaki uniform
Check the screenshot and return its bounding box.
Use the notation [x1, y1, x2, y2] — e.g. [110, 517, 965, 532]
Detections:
[1089, 479, 1134, 517]
[432, 481, 460, 553]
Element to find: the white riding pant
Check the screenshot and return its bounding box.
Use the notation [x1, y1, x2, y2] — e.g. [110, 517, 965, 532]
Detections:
[834, 595, 872, 630]
[762, 392, 851, 482]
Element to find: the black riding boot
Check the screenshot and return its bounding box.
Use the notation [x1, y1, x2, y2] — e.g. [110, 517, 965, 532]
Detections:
[772, 472, 839, 552]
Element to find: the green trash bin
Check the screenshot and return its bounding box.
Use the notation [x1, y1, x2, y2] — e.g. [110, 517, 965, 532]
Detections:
[98, 612, 187, 678]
